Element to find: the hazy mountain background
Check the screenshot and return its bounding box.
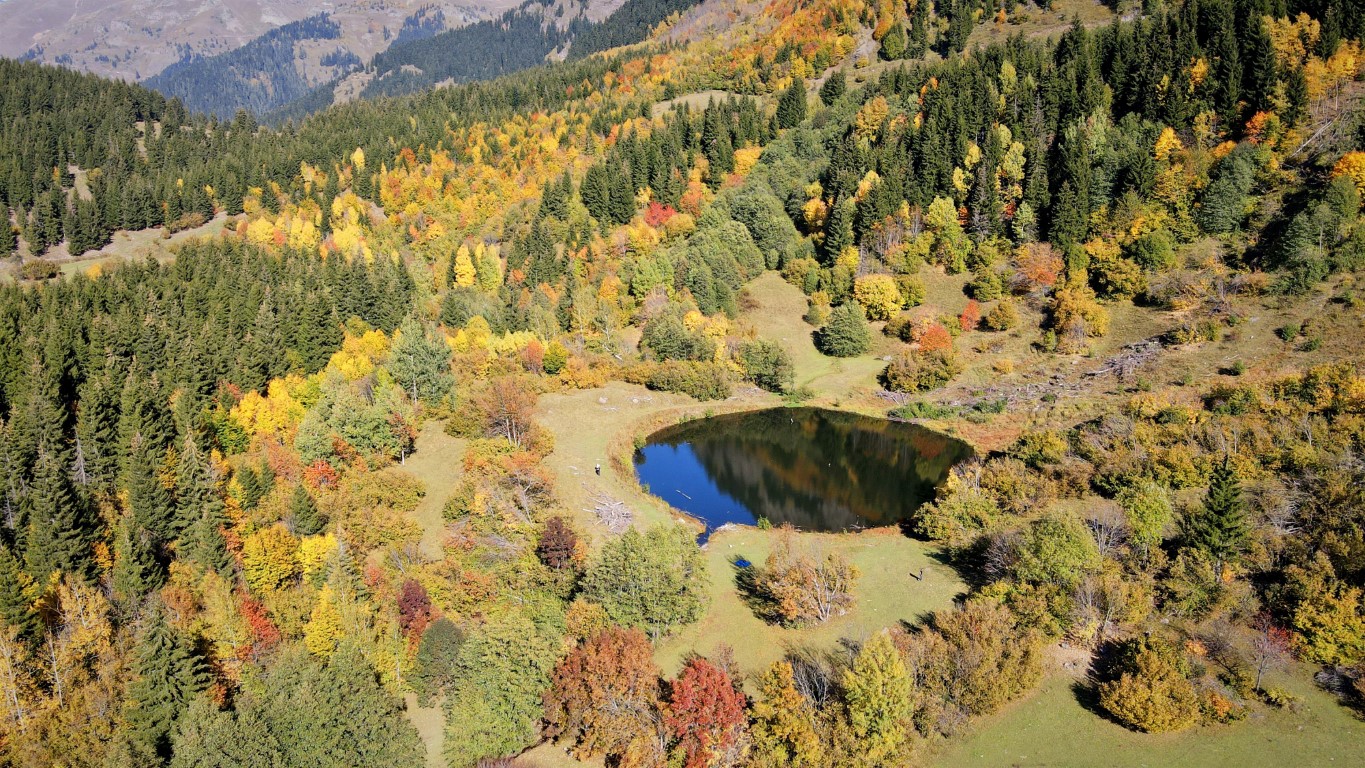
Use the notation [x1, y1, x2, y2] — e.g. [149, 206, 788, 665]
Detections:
[0, 0, 673, 119]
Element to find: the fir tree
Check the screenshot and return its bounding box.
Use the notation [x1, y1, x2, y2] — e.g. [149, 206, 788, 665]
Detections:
[1182, 455, 1251, 575]
[126, 602, 209, 761]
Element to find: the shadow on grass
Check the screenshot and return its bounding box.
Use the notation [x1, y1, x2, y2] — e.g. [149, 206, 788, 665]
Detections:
[730, 554, 781, 624]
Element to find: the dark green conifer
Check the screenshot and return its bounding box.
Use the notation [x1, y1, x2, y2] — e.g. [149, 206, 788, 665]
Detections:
[290, 483, 326, 537]
[23, 444, 93, 583]
[819, 70, 847, 106]
[775, 82, 807, 129]
[0, 543, 39, 641]
[126, 601, 209, 761]
[1182, 455, 1251, 575]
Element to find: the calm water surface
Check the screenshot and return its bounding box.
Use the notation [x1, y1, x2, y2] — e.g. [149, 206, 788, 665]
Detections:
[633, 407, 972, 535]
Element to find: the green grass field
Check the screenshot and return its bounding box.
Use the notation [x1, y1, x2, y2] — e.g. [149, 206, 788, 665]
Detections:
[655, 526, 965, 679]
[740, 271, 889, 400]
[933, 667, 1365, 768]
[394, 420, 469, 560]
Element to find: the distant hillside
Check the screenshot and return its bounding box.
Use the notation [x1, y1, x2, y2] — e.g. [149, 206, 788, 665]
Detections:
[145, 14, 351, 118]
[275, 0, 699, 117]
[360, 4, 575, 100]
[567, 0, 702, 60]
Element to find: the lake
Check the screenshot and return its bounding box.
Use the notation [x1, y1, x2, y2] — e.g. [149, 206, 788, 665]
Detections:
[633, 407, 972, 536]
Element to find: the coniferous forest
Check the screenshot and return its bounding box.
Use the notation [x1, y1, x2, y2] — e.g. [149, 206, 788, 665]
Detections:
[2, 0, 1365, 766]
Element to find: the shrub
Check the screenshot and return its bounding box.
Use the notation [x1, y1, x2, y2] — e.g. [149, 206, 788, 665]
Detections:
[738, 339, 795, 393]
[966, 269, 1004, 301]
[982, 299, 1020, 331]
[1098, 639, 1200, 733]
[895, 274, 926, 307]
[1089, 252, 1146, 300]
[815, 303, 871, 357]
[958, 300, 981, 331]
[890, 401, 957, 420]
[642, 361, 733, 401]
[881, 348, 962, 392]
[20, 259, 59, 281]
[1125, 231, 1177, 271]
[1277, 323, 1302, 342]
[853, 274, 903, 320]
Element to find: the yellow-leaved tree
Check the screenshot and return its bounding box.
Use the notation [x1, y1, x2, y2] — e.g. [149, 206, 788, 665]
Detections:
[241, 524, 300, 593]
[453, 245, 477, 288]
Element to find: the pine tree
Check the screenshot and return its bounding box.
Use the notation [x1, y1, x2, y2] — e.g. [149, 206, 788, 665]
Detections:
[126, 602, 209, 761]
[776, 82, 807, 129]
[1182, 455, 1251, 575]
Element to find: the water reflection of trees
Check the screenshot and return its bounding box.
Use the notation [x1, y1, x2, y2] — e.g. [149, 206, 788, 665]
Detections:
[649, 409, 972, 532]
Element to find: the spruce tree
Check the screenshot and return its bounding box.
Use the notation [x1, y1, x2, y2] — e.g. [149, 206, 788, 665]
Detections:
[23, 444, 93, 583]
[1182, 455, 1251, 574]
[908, 0, 930, 58]
[112, 511, 163, 607]
[289, 484, 326, 537]
[819, 70, 847, 106]
[776, 82, 807, 129]
[880, 22, 907, 61]
[126, 602, 209, 761]
[821, 197, 855, 262]
[0, 543, 39, 642]
[0, 213, 14, 257]
[127, 440, 176, 542]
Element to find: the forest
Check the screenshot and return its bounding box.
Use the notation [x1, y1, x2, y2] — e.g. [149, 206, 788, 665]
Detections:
[144, 14, 352, 119]
[1, 0, 1364, 766]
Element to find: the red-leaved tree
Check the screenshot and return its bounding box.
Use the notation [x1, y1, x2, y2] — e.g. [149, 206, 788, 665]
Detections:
[398, 579, 434, 639]
[543, 627, 665, 762]
[665, 658, 749, 768]
[537, 516, 578, 570]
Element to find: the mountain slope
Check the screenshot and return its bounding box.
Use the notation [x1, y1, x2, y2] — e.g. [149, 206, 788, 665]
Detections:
[0, 0, 521, 83]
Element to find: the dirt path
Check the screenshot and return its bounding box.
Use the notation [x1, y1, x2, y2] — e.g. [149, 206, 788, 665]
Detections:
[394, 420, 467, 560]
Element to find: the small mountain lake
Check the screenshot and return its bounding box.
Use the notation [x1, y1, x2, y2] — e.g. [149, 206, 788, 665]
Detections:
[633, 407, 973, 536]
